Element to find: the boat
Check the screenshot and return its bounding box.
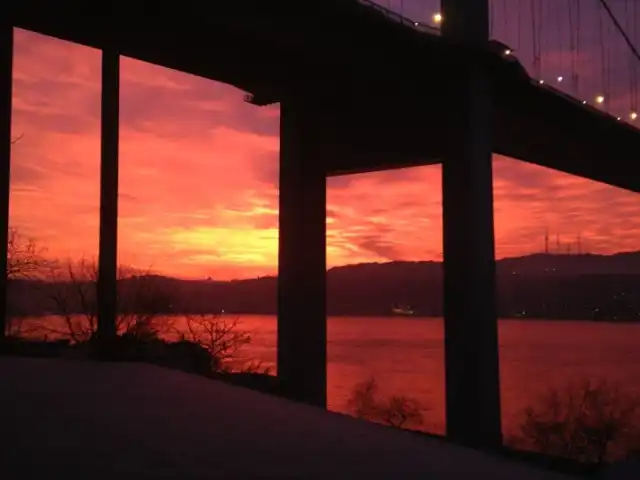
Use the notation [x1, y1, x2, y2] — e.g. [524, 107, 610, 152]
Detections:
[391, 304, 416, 316]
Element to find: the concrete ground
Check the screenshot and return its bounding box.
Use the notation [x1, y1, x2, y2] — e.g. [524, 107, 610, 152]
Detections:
[1, 357, 580, 479]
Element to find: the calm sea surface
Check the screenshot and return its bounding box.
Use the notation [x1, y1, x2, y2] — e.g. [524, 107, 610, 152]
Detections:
[234, 315, 640, 435]
[25, 314, 640, 435]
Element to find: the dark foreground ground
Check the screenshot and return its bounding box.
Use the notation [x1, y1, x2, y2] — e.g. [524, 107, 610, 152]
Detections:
[0, 357, 582, 479]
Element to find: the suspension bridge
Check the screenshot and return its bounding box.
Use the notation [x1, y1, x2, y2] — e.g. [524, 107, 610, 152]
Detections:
[5, 0, 640, 192]
[367, 0, 639, 124]
[1, 0, 640, 474]
[352, 0, 640, 191]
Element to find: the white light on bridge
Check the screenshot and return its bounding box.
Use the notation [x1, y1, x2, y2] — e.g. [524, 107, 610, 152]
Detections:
[538, 79, 544, 84]
[504, 49, 512, 55]
[557, 76, 563, 83]
[414, 22, 419, 26]
[595, 95, 605, 104]
[582, 100, 587, 104]
[432, 12, 443, 24]
[631, 112, 638, 121]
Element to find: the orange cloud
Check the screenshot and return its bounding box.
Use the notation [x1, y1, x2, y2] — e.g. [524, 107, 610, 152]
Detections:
[8, 28, 640, 280]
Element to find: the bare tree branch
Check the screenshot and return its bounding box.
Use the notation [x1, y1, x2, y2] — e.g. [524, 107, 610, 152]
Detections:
[7, 228, 49, 280]
[512, 379, 640, 463]
[17, 251, 258, 375]
[347, 377, 427, 429]
[6, 228, 50, 336]
[42, 258, 173, 343]
[173, 314, 256, 372]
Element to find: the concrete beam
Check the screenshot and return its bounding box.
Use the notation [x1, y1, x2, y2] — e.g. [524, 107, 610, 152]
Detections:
[277, 97, 327, 408]
[96, 48, 120, 346]
[440, 0, 502, 449]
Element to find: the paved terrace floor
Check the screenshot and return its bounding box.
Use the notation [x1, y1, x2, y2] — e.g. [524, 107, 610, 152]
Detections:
[0, 358, 580, 479]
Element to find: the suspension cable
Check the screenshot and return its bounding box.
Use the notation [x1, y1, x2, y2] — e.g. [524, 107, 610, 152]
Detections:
[597, 0, 640, 64]
[530, 0, 541, 79]
[598, 0, 608, 105]
[538, 0, 544, 77]
[517, 0, 522, 52]
[501, 0, 507, 40]
[489, 0, 495, 39]
[605, 3, 612, 104]
[633, 0, 639, 111]
[576, 0, 582, 96]
[568, 0, 578, 95]
[557, 0, 566, 82]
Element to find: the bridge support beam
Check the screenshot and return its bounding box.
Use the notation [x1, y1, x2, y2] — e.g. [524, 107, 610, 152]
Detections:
[440, 0, 502, 449]
[0, 20, 11, 344]
[277, 98, 327, 408]
[96, 48, 120, 349]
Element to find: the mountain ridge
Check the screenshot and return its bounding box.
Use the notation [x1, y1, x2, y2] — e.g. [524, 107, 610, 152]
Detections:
[8, 251, 640, 320]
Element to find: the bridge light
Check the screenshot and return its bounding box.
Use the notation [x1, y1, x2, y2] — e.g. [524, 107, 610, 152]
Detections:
[631, 112, 638, 121]
[538, 79, 544, 84]
[414, 22, 419, 26]
[595, 95, 605, 104]
[617, 117, 622, 121]
[504, 49, 512, 55]
[432, 12, 443, 24]
[557, 76, 563, 83]
[582, 100, 587, 104]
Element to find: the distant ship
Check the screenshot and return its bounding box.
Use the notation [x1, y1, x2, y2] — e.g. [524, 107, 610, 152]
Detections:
[391, 304, 416, 316]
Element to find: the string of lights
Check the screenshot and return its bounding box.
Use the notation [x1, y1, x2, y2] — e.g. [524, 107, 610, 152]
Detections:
[487, 0, 637, 123]
[358, 0, 638, 124]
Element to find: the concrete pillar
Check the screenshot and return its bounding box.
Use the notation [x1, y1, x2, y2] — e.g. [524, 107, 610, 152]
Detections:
[277, 98, 327, 408]
[440, 0, 502, 448]
[0, 20, 12, 343]
[96, 48, 120, 346]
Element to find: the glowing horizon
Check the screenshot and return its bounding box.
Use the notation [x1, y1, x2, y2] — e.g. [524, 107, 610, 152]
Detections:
[8, 29, 640, 281]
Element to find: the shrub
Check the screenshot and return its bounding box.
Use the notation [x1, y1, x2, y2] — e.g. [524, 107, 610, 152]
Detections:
[347, 377, 426, 429]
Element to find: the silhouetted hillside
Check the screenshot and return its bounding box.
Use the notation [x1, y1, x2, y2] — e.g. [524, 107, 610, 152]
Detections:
[8, 252, 640, 321]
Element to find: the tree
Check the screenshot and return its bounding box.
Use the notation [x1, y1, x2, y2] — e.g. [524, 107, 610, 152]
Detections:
[40, 258, 258, 373]
[347, 377, 426, 429]
[513, 379, 640, 464]
[176, 314, 254, 372]
[43, 258, 172, 343]
[7, 228, 47, 280]
[5, 228, 48, 337]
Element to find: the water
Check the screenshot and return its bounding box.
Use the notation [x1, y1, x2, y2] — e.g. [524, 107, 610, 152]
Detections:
[234, 315, 640, 435]
[22, 314, 640, 436]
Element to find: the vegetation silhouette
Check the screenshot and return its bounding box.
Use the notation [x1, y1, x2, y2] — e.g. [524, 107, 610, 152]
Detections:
[510, 379, 640, 465]
[4, 229, 270, 382]
[347, 377, 427, 429]
[6, 228, 49, 336]
[347, 376, 640, 471]
[41, 258, 172, 343]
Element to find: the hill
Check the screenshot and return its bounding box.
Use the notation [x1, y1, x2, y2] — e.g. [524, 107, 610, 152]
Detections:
[8, 252, 640, 321]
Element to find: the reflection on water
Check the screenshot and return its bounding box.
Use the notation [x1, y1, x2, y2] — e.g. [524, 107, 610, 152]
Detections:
[238, 316, 640, 435]
[22, 314, 640, 435]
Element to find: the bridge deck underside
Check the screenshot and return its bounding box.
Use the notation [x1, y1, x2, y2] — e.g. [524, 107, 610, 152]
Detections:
[11, 0, 640, 193]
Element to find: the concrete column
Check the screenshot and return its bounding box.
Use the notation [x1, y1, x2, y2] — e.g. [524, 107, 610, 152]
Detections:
[440, 0, 502, 448]
[0, 21, 12, 343]
[277, 98, 327, 408]
[96, 48, 120, 346]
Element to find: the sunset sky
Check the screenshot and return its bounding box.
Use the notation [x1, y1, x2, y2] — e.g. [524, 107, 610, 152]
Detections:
[8, 2, 640, 280]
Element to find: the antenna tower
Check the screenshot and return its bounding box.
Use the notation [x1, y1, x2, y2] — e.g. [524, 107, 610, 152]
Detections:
[544, 228, 549, 254]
